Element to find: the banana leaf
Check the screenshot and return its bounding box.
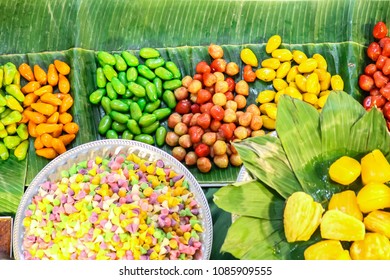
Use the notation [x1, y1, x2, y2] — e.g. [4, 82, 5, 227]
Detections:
[221, 216, 322, 260]
[0, 0, 389, 217]
[233, 136, 303, 199]
[214, 91, 390, 259]
[213, 180, 285, 219]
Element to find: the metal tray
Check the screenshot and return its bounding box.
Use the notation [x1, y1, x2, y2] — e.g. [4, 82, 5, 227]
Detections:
[13, 139, 213, 260]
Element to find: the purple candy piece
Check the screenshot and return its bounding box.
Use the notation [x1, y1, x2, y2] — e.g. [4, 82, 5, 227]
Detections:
[79, 169, 87, 175]
[172, 174, 184, 182]
[110, 184, 119, 193]
[125, 194, 133, 203]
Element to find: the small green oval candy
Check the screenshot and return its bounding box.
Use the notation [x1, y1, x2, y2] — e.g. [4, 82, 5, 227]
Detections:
[139, 48, 160, 59]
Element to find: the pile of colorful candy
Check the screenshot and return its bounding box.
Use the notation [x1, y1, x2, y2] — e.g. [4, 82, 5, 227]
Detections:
[22, 153, 204, 260]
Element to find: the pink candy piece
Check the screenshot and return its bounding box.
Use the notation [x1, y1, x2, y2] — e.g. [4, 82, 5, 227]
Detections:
[122, 168, 129, 179]
[60, 195, 67, 204]
[125, 223, 139, 233]
[41, 181, 51, 191]
[110, 184, 119, 193]
[89, 213, 98, 223]
[107, 174, 116, 183]
[87, 160, 94, 169]
[25, 209, 33, 217]
[108, 252, 117, 260]
[164, 217, 171, 227]
[100, 242, 107, 250]
[75, 190, 86, 200]
[111, 225, 118, 232]
[116, 156, 125, 164]
[118, 197, 127, 204]
[112, 233, 120, 242]
[118, 179, 128, 188]
[100, 219, 108, 227]
[141, 202, 149, 212]
[110, 162, 121, 171]
[180, 224, 191, 232]
[64, 203, 76, 214]
[50, 183, 58, 191]
[148, 192, 158, 204]
[169, 250, 180, 260]
[80, 250, 88, 259]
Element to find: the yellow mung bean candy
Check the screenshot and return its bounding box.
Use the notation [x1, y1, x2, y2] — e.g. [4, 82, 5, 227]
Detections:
[292, 50, 308, 64]
[266, 35, 282, 54]
[255, 68, 276, 82]
[276, 61, 292, 79]
[261, 58, 281, 69]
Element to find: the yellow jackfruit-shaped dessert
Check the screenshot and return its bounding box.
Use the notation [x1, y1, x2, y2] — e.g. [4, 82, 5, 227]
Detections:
[304, 240, 351, 260]
[283, 191, 324, 242]
[328, 190, 363, 221]
[364, 210, 390, 239]
[350, 233, 390, 260]
[360, 149, 390, 185]
[320, 209, 365, 241]
[356, 182, 390, 213]
[329, 156, 361, 185]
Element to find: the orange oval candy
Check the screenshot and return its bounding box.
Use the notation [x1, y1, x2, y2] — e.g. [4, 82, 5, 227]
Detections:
[36, 148, 58, 159]
[33, 65, 47, 85]
[54, 60, 70, 75]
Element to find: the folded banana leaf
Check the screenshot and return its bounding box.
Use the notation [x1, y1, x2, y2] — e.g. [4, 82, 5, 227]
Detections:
[0, 0, 389, 216]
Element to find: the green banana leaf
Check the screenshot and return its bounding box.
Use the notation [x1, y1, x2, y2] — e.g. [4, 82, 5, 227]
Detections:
[0, 0, 389, 219]
[214, 91, 390, 259]
[233, 135, 303, 199]
[221, 215, 322, 260]
[213, 180, 285, 219]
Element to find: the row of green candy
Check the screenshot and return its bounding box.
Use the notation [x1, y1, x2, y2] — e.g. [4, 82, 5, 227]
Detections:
[0, 62, 29, 161]
[89, 48, 182, 145]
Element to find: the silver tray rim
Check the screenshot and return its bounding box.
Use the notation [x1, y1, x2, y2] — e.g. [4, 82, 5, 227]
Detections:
[13, 139, 213, 260]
